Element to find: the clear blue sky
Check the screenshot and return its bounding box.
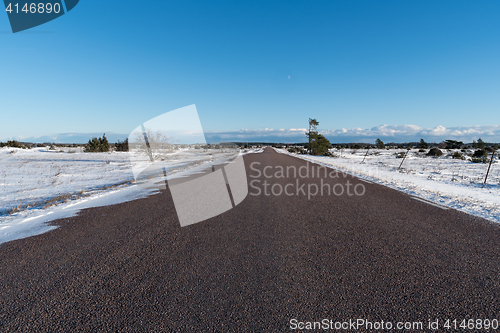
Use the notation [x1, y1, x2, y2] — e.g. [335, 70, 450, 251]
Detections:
[1, 0, 499, 142]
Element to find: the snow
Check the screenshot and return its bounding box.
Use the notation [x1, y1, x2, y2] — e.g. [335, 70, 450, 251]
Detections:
[0, 146, 255, 245]
[0, 147, 137, 217]
[278, 148, 500, 223]
[0, 184, 160, 245]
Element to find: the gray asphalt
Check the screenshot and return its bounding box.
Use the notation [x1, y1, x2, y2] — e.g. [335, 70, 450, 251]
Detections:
[1, 147, 500, 332]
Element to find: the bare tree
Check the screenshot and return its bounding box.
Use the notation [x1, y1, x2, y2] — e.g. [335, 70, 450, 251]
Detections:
[130, 128, 174, 161]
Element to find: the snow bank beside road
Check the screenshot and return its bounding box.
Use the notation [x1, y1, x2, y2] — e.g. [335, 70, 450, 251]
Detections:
[0, 146, 244, 245]
[278, 148, 500, 223]
[0, 184, 159, 246]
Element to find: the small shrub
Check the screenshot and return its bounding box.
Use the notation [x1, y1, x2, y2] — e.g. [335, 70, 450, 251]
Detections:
[452, 152, 463, 159]
[7, 140, 21, 148]
[395, 152, 406, 158]
[418, 149, 426, 153]
[4, 140, 30, 149]
[288, 147, 307, 154]
[115, 138, 129, 152]
[427, 148, 443, 157]
[471, 156, 489, 164]
[324, 151, 334, 157]
[473, 149, 487, 158]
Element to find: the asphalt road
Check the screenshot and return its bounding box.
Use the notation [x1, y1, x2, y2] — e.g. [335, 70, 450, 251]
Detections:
[1, 148, 500, 332]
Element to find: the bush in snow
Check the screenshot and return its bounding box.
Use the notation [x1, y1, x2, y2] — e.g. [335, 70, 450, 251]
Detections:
[114, 138, 129, 152]
[472, 156, 489, 164]
[1, 140, 30, 149]
[427, 148, 443, 157]
[288, 147, 307, 154]
[395, 152, 406, 158]
[473, 149, 487, 158]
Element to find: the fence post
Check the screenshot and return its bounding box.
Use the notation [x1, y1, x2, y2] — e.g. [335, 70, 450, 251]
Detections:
[398, 149, 410, 169]
[362, 147, 370, 163]
[141, 124, 154, 162]
[483, 150, 496, 186]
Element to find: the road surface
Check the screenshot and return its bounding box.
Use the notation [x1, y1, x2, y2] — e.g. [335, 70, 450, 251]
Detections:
[1, 148, 500, 332]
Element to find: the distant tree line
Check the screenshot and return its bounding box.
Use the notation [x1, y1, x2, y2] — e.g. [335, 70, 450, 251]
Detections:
[0, 140, 31, 149]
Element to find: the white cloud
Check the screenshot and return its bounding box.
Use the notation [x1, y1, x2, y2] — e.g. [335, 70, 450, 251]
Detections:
[205, 125, 500, 143]
[10, 125, 500, 144]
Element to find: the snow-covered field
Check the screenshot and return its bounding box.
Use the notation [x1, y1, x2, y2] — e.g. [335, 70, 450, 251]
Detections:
[1, 147, 134, 216]
[279, 148, 500, 223]
[0, 146, 252, 245]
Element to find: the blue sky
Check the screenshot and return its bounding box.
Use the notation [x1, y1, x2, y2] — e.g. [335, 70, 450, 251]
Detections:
[1, 0, 499, 143]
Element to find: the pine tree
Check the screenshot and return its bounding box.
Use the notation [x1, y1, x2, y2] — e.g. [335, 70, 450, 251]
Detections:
[84, 133, 110, 152]
[419, 138, 428, 149]
[100, 133, 109, 152]
[477, 138, 486, 150]
[306, 118, 319, 155]
[310, 133, 331, 155]
[375, 138, 385, 149]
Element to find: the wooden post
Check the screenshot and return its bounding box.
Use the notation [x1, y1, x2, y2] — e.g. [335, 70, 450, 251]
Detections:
[398, 149, 410, 169]
[483, 150, 496, 186]
[163, 167, 169, 189]
[362, 146, 370, 163]
[141, 124, 154, 162]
